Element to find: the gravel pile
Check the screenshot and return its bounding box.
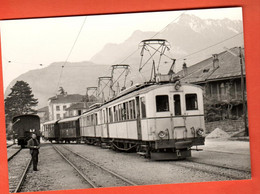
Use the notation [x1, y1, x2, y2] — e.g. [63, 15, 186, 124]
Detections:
[206, 128, 231, 139]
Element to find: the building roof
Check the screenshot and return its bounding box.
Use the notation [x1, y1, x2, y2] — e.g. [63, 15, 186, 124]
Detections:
[49, 94, 84, 104]
[37, 106, 48, 112]
[66, 102, 87, 111]
[176, 47, 245, 84]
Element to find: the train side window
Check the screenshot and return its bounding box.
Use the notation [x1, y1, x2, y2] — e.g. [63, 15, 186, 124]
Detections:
[185, 94, 198, 110]
[94, 113, 98, 125]
[124, 102, 129, 120]
[91, 114, 94, 125]
[174, 94, 182, 115]
[109, 107, 113, 122]
[115, 106, 119, 122]
[102, 110, 105, 123]
[140, 97, 146, 118]
[118, 104, 122, 121]
[156, 95, 169, 112]
[129, 100, 136, 119]
[115, 106, 117, 122]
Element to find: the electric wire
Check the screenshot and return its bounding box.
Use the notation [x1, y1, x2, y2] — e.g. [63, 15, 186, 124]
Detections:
[55, 16, 87, 94]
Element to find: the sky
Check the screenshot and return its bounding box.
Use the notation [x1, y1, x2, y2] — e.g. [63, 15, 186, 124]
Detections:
[0, 7, 243, 90]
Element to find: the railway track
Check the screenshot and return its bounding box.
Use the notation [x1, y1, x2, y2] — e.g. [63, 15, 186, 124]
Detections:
[8, 149, 32, 193]
[186, 158, 251, 174]
[53, 145, 137, 188]
[7, 143, 15, 148]
[202, 149, 250, 156]
[8, 148, 22, 161]
[172, 159, 251, 180]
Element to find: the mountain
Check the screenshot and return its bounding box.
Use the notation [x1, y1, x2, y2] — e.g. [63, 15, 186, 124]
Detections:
[4, 14, 244, 108]
[4, 62, 110, 108]
[90, 14, 243, 72]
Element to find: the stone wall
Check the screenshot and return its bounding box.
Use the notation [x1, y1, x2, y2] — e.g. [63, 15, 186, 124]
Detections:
[205, 119, 245, 134]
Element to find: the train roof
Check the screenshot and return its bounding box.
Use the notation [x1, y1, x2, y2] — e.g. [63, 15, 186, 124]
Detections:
[79, 82, 203, 117]
[58, 116, 80, 123]
[12, 114, 40, 121]
[43, 120, 59, 125]
[104, 82, 202, 105]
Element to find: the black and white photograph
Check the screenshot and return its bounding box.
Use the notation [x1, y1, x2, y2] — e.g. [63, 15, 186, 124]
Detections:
[1, 7, 251, 193]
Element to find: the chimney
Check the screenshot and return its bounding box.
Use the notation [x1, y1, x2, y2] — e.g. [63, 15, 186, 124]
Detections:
[183, 60, 188, 76]
[212, 54, 219, 69]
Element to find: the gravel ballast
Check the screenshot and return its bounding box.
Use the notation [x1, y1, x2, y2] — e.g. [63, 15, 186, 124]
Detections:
[20, 143, 91, 192]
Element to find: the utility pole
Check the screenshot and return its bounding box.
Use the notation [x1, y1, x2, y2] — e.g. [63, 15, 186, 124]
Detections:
[239, 47, 248, 136]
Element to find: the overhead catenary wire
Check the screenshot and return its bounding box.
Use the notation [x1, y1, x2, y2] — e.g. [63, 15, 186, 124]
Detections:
[176, 32, 244, 61]
[55, 16, 87, 94]
[88, 12, 243, 99]
[138, 31, 244, 75]
[94, 11, 189, 97]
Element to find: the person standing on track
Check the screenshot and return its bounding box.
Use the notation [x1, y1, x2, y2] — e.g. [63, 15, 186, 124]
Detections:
[27, 133, 40, 171]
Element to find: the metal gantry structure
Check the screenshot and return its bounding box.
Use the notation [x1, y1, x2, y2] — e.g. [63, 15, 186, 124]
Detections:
[139, 39, 175, 81]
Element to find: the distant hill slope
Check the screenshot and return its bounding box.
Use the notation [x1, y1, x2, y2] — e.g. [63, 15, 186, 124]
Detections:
[4, 62, 110, 108]
[4, 14, 243, 109]
[90, 14, 243, 72]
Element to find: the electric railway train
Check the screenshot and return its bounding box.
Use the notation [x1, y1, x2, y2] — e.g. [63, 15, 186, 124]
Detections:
[43, 79, 205, 160]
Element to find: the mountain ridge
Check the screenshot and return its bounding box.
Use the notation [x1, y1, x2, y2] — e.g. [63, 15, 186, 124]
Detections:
[4, 14, 244, 109]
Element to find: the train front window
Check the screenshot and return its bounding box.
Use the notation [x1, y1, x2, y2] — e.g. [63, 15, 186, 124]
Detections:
[156, 95, 169, 112]
[185, 94, 198, 110]
[174, 94, 181, 115]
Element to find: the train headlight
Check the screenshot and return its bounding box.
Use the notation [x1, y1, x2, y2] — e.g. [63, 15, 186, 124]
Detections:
[196, 128, 204, 136]
[158, 131, 166, 138]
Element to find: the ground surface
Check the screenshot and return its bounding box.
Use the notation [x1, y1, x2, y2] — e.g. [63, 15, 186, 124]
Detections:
[7, 138, 251, 192]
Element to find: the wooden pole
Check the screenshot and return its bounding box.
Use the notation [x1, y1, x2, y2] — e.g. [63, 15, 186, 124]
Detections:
[239, 47, 248, 136]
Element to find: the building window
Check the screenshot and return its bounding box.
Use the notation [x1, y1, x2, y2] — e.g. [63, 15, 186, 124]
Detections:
[156, 95, 169, 112]
[185, 94, 198, 110]
[63, 105, 67, 110]
[56, 114, 61, 119]
[63, 113, 66, 118]
[140, 97, 146, 118]
[78, 110, 82, 115]
[56, 105, 60, 111]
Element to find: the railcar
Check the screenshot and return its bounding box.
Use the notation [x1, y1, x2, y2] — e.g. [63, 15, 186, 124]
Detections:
[79, 79, 205, 160]
[42, 120, 59, 142]
[58, 116, 81, 143]
[79, 104, 102, 145]
[12, 114, 41, 148]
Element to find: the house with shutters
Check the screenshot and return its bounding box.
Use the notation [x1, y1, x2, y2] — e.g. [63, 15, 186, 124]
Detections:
[173, 47, 246, 122]
[48, 93, 84, 120]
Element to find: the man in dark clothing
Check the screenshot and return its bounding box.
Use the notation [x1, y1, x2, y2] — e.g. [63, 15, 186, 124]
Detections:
[27, 133, 40, 171]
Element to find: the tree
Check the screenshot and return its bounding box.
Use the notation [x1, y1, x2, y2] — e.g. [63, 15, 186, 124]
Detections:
[5, 80, 38, 122]
[58, 86, 66, 95]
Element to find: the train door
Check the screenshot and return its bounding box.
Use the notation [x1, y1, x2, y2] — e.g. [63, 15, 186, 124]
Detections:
[135, 97, 142, 140]
[172, 93, 187, 139]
